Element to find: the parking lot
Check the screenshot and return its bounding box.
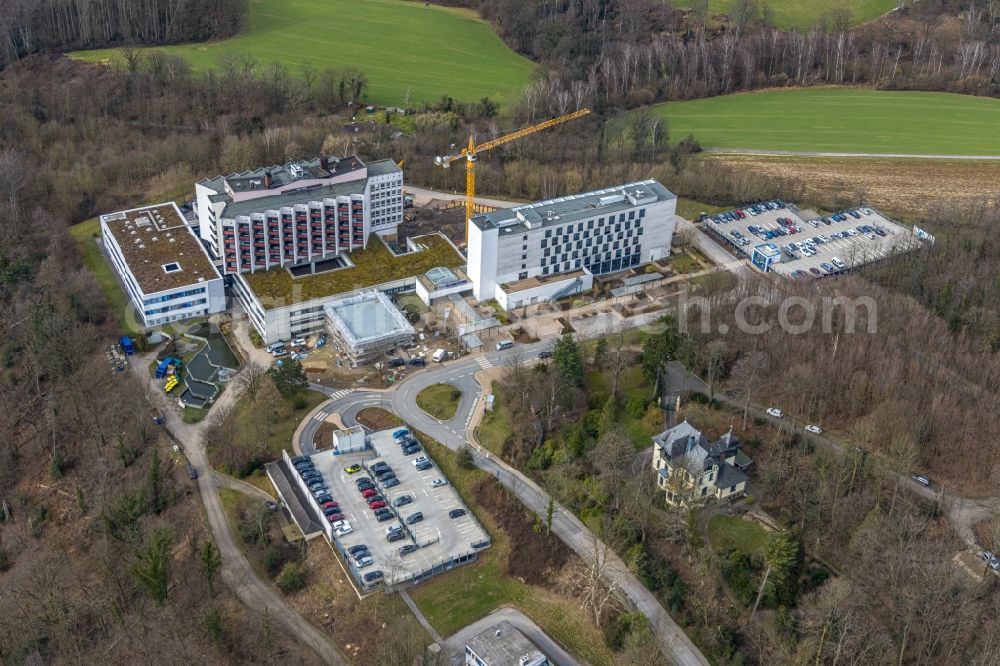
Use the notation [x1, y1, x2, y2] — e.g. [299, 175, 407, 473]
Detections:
[703, 200, 922, 277]
[304, 429, 490, 593]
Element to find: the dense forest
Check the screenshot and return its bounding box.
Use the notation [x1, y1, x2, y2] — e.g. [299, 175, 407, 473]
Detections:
[0, 0, 248, 66]
[445, 0, 1000, 107]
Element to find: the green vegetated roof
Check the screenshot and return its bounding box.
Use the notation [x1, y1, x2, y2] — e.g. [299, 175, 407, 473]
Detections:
[243, 234, 463, 307]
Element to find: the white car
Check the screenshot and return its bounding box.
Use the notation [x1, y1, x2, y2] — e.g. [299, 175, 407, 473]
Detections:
[412, 456, 429, 467]
[805, 425, 822, 434]
[331, 520, 349, 530]
[430, 478, 448, 488]
[766, 407, 784, 418]
[335, 525, 353, 537]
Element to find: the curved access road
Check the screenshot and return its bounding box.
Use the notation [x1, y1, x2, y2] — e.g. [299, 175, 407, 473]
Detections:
[134, 360, 346, 665]
[302, 342, 710, 666]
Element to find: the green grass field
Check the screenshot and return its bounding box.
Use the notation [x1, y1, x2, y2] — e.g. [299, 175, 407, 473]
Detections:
[707, 515, 770, 557]
[70, 0, 535, 107]
[415, 383, 461, 421]
[696, 0, 897, 29]
[645, 88, 1000, 155]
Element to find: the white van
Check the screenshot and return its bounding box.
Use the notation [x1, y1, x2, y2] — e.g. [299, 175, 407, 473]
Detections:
[495, 339, 514, 351]
[831, 257, 847, 270]
[431, 349, 448, 363]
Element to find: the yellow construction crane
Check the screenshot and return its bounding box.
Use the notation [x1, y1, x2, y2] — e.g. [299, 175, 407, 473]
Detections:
[434, 108, 591, 241]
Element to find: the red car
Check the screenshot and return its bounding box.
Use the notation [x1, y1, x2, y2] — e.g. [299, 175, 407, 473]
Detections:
[369, 500, 386, 510]
[362, 488, 378, 499]
[321, 501, 339, 510]
[326, 513, 344, 523]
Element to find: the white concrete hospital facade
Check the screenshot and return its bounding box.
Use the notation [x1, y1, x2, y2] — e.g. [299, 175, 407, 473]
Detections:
[467, 180, 677, 309]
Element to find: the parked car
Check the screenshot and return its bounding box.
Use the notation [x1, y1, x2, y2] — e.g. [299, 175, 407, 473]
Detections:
[805, 425, 823, 434]
[399, 545, 418, 556]
[344, 464, 362, 474]
[383, 478, 401, 488]
[387, 530, 405, 541]
[412, 456, 429, 467]
[912, 474, 932, 487]
[538, 350, 552, 359]
[431, 478, 448, 488]
[766, 407, 784, 418]
[357, 482, 374, 492]
[376, 511, 394, 522]
[321, 501, 339, 510]
[355, 476, 372, 487]
[315, 493, 333, 504]
[326, 513, 343, 523]
[415, 461, 432, 472]
[323, 506, 341, 517]
[392, 495, 413, 507]
[448, 509, 467, 519]
[392, 428, 410, 440]
[980, 551, 1000, 570]
[335, 525, 353, 537]
[409, 358, 427, 367]
[362, 488, 378, 499]
[356, 556, 374, 568]
[402, 445, 421, 456]
[369, 500, 387, 510]
[405, 512, 424, 525]
[348, 544, 368, 557]
[385, 525, 402, 535]
[389, 357, 406, 368]
[370, 462, 389, 472]
[363, 570, 384, 583]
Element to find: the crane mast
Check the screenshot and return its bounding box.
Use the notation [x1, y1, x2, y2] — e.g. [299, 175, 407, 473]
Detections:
[434, 108, 592, 243]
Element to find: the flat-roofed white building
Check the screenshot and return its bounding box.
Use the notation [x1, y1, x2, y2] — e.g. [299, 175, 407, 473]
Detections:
[324, 290, 415, 364]
[467, 180, 677, 309]
[100, 202, 225, 328]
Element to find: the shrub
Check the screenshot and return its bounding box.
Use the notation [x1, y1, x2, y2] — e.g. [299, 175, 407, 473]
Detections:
[456, 445, 475, 470]
[277, 562, 305, 593]
[625, 394, 648, 419]
[263, 547, 285, 576]
[292, 395, 307, 410]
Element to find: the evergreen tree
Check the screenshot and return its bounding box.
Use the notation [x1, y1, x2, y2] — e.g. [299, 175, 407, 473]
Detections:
[553, 333, 584, 386]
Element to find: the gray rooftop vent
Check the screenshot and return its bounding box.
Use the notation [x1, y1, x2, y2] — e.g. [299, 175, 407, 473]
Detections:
[598, 194, 625, 206]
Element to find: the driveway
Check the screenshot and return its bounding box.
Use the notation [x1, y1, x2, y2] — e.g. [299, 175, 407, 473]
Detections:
[133, 355, 346, 665]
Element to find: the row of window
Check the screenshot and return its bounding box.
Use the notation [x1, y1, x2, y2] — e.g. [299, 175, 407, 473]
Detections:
[143, 287, 206, 306]
[542, 208, 645, 241]
[144, 297, 207, 316]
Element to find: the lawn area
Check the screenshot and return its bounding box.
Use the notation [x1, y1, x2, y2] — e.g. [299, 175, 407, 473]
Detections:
[244, 234, 463, 305]
[415, 383, 461, 420]
[69, 217, 133, 332]
[676, 197, 729, 221]
[410, 433, 616, 665]
[696, 0, 897, 29]
[642, 88, 1000, 155]
[707, 515, 770, 557]
[476, 384, 511, 455]
[70, 0, 535, 107]
[182, 406, 210, 424]
[669, 251, 703, 275]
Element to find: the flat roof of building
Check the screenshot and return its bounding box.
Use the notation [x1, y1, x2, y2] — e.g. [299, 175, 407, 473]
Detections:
[198, 155, 366, 196]
[223, 180, 365, 219]
[471, 179, 676, 234]
[326, 291, 414, 345]
[101, 202, 219, 294]
[466, 621, 547, 665]
[242, 234, 464, 307]
[501, 268, 588, 294]
[365, 159, 401, 176]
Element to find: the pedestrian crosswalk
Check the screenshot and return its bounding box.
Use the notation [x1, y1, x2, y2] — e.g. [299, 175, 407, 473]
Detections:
[475, 356, 493, 370]
[328, 389, 352, 401]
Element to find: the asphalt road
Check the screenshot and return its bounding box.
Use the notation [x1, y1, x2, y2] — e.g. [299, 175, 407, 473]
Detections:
[134, 359, 347, 665]
[706, 147, 1000, 160]
[301, 342, 710, 666]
